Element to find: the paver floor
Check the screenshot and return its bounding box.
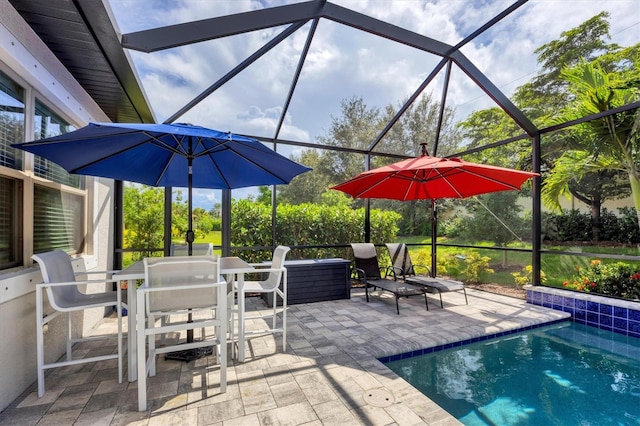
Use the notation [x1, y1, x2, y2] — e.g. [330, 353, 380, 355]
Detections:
[0, 287, 569, 425]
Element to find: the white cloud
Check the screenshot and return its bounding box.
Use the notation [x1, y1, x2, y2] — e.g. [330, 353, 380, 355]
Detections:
[110, 0, 639, 143]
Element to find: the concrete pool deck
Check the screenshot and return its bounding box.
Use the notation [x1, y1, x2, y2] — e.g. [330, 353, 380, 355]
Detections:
[0, 287, 569, 425]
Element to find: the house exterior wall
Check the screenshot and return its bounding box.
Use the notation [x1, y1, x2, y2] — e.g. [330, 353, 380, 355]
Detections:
[0, 0, 113, 411]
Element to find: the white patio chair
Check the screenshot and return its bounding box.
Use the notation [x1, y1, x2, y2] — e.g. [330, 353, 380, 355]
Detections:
[162, 242, 214, 342]
[169, 243, 213, 256]
[32, 250, 126, 397]
[235, 246, 290, 355]
[137, 255, 227, 411]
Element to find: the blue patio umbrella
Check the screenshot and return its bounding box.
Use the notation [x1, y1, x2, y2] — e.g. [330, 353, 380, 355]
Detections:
[13, 122, 311, 252]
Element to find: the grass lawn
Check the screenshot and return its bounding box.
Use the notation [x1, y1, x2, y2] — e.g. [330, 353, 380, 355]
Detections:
[395, 235, 640, 289]
[126, 232, 639, 291]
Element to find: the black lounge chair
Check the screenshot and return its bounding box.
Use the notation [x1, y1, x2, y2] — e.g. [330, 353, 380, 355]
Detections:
[385, 242, 431, 280]
[385, 243, 468, 308]
[351, 243, 427, 314]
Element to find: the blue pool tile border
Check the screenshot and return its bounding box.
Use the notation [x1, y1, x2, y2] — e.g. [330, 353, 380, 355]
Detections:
[525, 285, 640, 339]
[378, 318, 568, 364]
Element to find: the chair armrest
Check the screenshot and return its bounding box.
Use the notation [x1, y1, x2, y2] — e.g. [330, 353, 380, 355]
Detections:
[412, 264, 431, 275]
[76, 269, 121, 275]
[385, 265, 401, 280]
[244, 267, 285, 274]
[352, 267, 368, 282]
[74, 270, 120, 279]
[37, 278, 119, 287]
[138, 281, 226, 293]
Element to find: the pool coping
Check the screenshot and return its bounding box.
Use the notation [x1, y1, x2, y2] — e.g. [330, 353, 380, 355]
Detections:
[378, 317, 570, 363]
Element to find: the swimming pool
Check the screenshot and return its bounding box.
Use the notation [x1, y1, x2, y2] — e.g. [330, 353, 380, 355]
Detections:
[384, 321, 640, 425]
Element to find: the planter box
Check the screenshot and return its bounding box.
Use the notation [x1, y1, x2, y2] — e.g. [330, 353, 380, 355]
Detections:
[261, 258, 351, 305]
[525, 285, 640, 338]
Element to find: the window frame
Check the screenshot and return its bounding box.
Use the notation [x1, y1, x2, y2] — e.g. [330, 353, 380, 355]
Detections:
[0, 64, 90, 271]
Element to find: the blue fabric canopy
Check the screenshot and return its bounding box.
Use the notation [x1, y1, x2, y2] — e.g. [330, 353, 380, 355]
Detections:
[13, 122, 311, 189]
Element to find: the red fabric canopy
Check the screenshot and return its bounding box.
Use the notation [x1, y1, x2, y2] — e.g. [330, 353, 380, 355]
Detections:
[332, 155, 538, 200]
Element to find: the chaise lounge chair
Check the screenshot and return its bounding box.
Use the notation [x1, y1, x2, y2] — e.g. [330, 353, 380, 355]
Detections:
[386, 243, 468, 308]
[351, 243, 427, 314]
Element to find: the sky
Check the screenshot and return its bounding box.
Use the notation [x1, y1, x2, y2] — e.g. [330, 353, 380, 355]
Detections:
[106, 0, 639, 210]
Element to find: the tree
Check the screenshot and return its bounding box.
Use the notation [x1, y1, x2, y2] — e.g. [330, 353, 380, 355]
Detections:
[277, 150, 330, 205]
[171, 190, 188, 239]
[461, 191, 527, 266]
[123, 184, 164, 260]
[317, 96, 385, 183]
[513, 11, 619, 122]
[542, 59, 640, 232]
[278, 94, 461, 234]
[460, 13, 634, 240]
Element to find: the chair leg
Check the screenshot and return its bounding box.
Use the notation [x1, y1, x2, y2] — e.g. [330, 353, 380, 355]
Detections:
[227, 291, 235, 360]
[271, 290, 277, 334]
[462, 288, 468, 305]
[282, 270, 287, 351]
[36, 287, 46, 397]
[147, 315, 156, 377]
[438, 291, 444, 308]
[160, 316, 167, 345]
[395, 295, 400, 315]
[66, 312, 73, 361]
[137, 291, 147, 412]
[117, 294, 123, 384]
[423, 292, 429, 311]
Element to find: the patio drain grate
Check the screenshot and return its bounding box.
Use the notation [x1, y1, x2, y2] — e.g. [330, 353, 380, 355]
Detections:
[363, 388, 394, 407]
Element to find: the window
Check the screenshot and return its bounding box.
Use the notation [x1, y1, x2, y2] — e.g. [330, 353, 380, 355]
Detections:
[31, 99, 85, 254]
[0, 66, 88, 269]
[33, 184, 84, 254]
[0, 70, 25, 171]
[0, 71, 25, 269]
[0, 176, 23, 268]
[33, 100, 80, 188]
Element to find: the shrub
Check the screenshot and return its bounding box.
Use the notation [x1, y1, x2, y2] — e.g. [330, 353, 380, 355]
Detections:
[436, 252, 462, 276]
[615, 207, 640, 244]
[231, 199, 401, 262]
[461, 251, 494, 284]
[542, 209, 591, 242]
[563, 259, 640, 299]
[438, 216, 467, 239]
[542, 207, 640, 244]
[512, 265, 547, 286]
[410, 248, 433, 275]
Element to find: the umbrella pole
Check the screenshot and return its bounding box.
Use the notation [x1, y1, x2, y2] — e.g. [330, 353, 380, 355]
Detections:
[187, 157, 194, 255]
[165, 140, 214, 362]
[431, 199, 437, 277]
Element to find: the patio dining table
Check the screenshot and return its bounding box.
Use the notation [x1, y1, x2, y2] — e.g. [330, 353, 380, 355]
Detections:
[113, 256, 255, 382]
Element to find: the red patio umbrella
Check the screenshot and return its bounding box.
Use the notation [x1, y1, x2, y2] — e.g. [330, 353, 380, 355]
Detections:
[332, 148, 538, 276]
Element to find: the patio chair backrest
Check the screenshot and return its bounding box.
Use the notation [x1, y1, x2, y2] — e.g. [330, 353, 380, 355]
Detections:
[351, 243, 383, 280]
[32, 250, 86, 311]
[386, 243, 415, 277]
[170, 243, 213, 256]
[143, 255, 221, 314]
[260, 245, 290, 290]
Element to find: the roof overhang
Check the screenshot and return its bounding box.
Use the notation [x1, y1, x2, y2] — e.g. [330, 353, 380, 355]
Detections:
[7, 0, 154, 124]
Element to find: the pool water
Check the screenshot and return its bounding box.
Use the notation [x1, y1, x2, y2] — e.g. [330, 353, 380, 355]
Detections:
[385, 321, 640, 425]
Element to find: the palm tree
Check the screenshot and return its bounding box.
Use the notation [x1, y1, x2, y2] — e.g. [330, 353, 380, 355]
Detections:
[542, 60, 640, 230]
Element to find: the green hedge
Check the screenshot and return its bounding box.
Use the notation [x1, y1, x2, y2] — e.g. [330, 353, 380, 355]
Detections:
[230, 200, 401, 262]
[542, 208, 640, 243]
